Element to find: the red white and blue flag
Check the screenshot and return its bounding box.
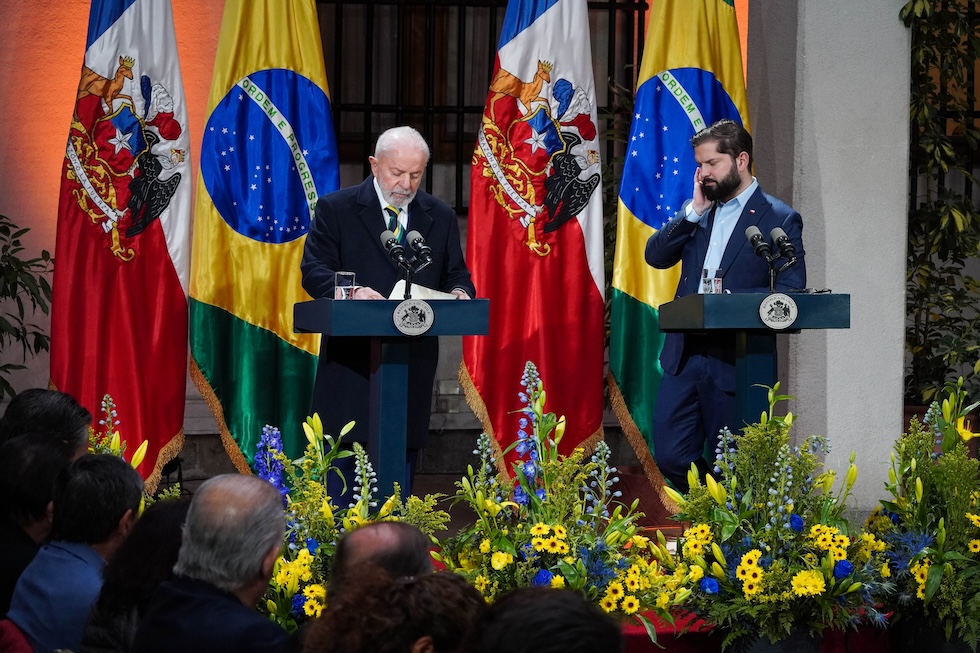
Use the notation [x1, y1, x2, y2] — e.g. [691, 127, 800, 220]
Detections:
[462, 0, 605, 464]
[50, 0, 191, 491]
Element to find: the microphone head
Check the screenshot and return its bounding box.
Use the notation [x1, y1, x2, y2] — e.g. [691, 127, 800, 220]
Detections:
[745, 225, 763, 241]
[770, 227, 788, 242]
[380, 230, 396, 246]
[406, 230, 423, 246]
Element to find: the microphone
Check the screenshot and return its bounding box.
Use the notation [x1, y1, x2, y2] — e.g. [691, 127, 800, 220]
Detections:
[770, 226, 798, 273]
[380, 230, 409, 268]
[405, 230, 433, 266]
[770, 227, 796, 259]
[745, 225, 773, 263]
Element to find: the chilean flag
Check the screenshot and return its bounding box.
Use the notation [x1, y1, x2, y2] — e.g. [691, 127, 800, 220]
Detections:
[462, 0, 605, 465]
[50, 0, 191, 491]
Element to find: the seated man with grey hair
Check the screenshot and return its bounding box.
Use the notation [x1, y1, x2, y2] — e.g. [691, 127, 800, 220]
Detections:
[132, 474, 288, 653]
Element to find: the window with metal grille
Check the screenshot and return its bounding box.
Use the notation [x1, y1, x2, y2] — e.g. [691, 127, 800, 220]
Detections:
[316, 1, 647, 216]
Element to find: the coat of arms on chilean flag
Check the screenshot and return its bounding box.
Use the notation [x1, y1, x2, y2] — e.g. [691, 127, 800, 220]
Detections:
[66, 53, 187, 261]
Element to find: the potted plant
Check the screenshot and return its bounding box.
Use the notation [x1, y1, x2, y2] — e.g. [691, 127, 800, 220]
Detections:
[0, 213, 53, 400]
[902, 0, 980, 406]
[870, 386, 980, 651]
[659, 385, 891, 651]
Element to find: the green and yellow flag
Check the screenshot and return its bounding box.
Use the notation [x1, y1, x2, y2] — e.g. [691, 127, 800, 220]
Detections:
[609, 0, 749, 495]
[190, 0, 340, 470]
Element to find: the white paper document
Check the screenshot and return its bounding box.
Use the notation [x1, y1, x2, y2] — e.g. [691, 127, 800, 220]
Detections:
[388, 280, 457, 301]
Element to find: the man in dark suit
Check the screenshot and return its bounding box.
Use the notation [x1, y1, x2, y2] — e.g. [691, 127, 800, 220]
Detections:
[300, 126, 475, 492]
[132, 475, 288, 653]
[645, 119, 806, 492]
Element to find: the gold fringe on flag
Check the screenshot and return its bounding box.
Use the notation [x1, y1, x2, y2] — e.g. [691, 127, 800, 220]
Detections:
[190, 357, 253, 475]
[607, 372, 679, 516]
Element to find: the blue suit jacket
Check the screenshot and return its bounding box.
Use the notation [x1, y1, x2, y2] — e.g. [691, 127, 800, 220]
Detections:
[645, 187, 806, 391]
[300, 176, 475, 448]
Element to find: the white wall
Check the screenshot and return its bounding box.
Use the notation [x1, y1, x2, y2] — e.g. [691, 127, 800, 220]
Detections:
[747, 2, 910, 513]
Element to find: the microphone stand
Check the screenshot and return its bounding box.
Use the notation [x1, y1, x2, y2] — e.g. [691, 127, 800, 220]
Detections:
[767, 254, 798, 293]
[402, 264, 414, 300]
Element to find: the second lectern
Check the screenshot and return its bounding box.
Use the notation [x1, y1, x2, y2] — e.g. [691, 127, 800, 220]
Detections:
[658, 292, 850, 427]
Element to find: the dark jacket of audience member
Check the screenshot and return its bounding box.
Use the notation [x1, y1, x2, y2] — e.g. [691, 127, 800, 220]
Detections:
[469, 587, 624, 653]
[0, 388, 91, 457]
[80, 497, 190, 653]
[0, 435, 73, 616]
[304, 565, 485, 653]
[132, 474, 288, 653]
[7, 454, 144, 653]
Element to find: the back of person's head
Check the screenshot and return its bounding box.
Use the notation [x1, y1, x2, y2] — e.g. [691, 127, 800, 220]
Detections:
[471, 587, 623, 653]
[690, 118, 753, 168]
[51, 454, 144, 545]
[0, 434, 74, 529]
[174, 474, 285, 593]
[96, 497, 191, 613]
[330, 521, 433, 595]
[0, 389, 91, 456]
[304, 566, 485, 653]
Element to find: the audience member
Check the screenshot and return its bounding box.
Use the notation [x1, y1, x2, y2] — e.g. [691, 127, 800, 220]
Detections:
[0, 435, 74, 616]
[80, 497, 191, 653]
[132, 474, 288, 653]
[330, 521, 434, 597]
[469, 587, 624, 653]
[0, 388, 92, 457]
[6, 454, 144, 652]
[304, 565, 485, 653]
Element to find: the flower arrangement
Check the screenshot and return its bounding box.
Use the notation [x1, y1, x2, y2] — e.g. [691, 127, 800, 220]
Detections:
[869, 385, 980, 648]
[88, 394, 148, 469]
[664, 385, 892, 649]
[437, 361, 687, 638]
[253, 414, 449, 631]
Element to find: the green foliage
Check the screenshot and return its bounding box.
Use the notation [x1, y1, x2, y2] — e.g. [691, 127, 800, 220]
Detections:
[0, 213, 52, 400]
[901, 0, 980, 404]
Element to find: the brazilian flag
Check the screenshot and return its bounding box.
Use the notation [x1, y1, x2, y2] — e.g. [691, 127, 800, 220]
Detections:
[609, 0, 749, 501]
[190, 0, 340, 469]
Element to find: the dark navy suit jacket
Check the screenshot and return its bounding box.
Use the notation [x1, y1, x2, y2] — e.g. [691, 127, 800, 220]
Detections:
[300, 176, 475, 448]
[645, 187, 806, 392]
[132, 577, 288, 653]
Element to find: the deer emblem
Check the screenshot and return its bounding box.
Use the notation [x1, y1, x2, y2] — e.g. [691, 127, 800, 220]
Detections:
[487, 60, 553, 121]
[76, 55, 135, 109]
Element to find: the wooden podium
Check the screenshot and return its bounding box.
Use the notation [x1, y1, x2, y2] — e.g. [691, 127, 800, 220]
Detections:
[658, 293, 850, 427]
[294, 298, 489, 494]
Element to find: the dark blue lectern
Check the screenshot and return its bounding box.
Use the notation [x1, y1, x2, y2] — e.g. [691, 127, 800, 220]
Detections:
[658, 293, 850, 428]
[294, 298, 489, 496]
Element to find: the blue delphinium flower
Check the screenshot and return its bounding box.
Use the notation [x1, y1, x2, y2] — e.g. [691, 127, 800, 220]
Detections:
[789, 514, 804, 532]
[306, 538, 320, 554]
[833, 559, 855, 579]
[535, 488, 546, 501]
[700, 577, 720, 594]
[254, 425, 289, 506]
[514, 485, 529, 506]
[532, 568, 553, 586]
[523, 460, 537, 478]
